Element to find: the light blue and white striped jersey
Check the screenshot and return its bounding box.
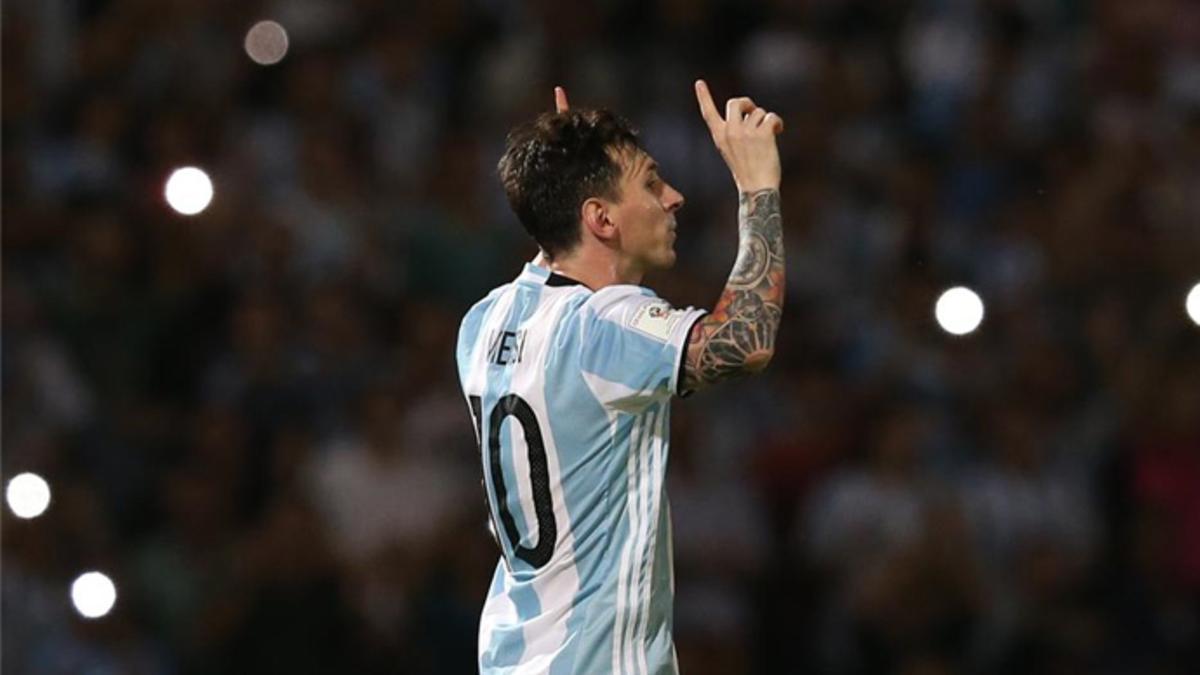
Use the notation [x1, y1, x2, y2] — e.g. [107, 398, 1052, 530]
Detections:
[456, 262, 706, 675]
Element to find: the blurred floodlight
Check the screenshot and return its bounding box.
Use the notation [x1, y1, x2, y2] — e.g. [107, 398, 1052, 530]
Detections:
[245, 20, 289, 65]
[71, 572, 117, 619]
[6, 472, 51, 519]
[164, 167, 213, 215]
[1187, 282, 1200, 327]
[935, 286, 985, 336]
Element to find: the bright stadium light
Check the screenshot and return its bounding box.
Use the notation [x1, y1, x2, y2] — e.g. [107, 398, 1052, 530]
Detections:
[1187, 282, 1200, 327]
[935, 286, 985, 336]
[164, 167, 213, 215]
[6, 472, 51, 519]
[71, 572, 117, 619]
[245, 20, 289, 65]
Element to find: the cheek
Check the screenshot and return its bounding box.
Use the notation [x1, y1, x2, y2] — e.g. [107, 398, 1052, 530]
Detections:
[641, 204, 665, 230]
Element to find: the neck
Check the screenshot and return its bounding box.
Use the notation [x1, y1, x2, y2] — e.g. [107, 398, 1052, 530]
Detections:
[544, 243, 643, 289]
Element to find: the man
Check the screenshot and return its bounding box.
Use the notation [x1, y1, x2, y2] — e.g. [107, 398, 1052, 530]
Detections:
[456, 80, 784, 674]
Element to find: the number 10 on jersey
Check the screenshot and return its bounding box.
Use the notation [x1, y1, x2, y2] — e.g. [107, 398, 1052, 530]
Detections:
[469, 394, 558, 569]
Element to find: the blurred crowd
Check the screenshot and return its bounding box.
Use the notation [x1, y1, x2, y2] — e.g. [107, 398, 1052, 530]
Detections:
[3, 0, 1199, 673]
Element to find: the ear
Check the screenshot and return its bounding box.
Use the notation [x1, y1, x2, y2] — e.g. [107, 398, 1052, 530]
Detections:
[580, 197, 617, 242]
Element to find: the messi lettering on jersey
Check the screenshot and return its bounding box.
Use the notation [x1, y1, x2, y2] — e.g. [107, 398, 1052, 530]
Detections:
[487, 329, 528, 366]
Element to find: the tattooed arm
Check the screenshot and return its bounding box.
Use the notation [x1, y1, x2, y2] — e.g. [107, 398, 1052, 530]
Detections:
[683, 80, 785, 391]
[682, 189, 784, 390]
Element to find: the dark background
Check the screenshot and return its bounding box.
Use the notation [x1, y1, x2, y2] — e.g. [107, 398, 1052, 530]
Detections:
[3, 0, 1199, 673]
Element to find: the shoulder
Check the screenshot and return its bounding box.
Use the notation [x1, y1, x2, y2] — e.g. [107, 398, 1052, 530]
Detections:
[581, 284, 659, 318]
[459, 284, 510, 335]
[581, 285, 702, 346]
[456, 284, 511, 372]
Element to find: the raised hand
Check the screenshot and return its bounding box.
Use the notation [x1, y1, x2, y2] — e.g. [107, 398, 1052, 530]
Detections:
[694, 79, 783, 193]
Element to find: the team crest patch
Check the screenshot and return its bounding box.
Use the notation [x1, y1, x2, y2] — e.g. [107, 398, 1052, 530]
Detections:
[628, 302, 685, 341]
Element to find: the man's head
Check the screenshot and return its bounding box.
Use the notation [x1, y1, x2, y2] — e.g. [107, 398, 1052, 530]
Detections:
[498, 109, 684, 274]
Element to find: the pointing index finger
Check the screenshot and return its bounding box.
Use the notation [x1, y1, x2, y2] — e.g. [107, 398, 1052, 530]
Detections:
[694, 79, 723, 133]
[554, 86, 569, 113]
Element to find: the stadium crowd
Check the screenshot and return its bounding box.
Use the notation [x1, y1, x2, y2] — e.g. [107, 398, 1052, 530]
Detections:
[3, 0, 1198, 673]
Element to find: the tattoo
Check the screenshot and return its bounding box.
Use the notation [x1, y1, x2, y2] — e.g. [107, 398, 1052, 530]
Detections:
[683, 189, 784, 390]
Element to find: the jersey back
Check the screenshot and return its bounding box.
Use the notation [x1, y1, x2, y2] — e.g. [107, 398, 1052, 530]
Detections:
[456, 263, 705, 675]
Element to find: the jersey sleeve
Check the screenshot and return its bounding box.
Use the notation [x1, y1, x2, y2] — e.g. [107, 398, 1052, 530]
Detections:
[578, 285, 707, 412]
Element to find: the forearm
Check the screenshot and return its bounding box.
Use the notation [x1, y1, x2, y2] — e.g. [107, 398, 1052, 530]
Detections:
[682, 188, 784, 390]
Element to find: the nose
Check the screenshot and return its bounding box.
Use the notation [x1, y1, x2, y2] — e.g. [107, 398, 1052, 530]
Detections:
[663, 182, 684, 212]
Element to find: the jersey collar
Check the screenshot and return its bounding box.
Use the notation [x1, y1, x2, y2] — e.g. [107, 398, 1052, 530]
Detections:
[519, 263, 585, 288]
[547, 272, 585, 287]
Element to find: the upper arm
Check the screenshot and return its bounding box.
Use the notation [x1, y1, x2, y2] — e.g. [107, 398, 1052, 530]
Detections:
[579, 286, 706, 411]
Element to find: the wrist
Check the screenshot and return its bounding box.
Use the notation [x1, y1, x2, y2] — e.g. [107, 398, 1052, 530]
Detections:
[735, 182, 780, 194]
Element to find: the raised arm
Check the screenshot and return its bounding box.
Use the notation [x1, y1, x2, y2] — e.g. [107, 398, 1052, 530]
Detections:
[682, 81, 785, 392]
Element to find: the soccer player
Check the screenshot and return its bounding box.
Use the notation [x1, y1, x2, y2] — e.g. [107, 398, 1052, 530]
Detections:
[456, 80, 784, 674]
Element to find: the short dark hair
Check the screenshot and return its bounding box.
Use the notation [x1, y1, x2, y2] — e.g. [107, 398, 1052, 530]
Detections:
[498, 109, 642, 259]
